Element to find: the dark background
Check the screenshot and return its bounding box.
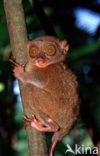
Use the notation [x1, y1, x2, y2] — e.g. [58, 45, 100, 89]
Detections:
[0, 0, 100, 155]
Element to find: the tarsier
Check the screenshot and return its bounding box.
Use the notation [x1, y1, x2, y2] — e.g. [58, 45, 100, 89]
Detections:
[10, 36, 80, 156]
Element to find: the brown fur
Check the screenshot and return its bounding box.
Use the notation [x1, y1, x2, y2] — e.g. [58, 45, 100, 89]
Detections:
[22, 61, 80, 141]
[11, 36, 80, 154]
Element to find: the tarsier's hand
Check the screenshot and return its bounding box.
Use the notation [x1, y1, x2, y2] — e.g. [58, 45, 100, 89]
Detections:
[9, 56, 27, 79]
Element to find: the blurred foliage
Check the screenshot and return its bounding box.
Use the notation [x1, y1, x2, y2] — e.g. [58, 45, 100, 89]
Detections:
[0, 0, 100, 156]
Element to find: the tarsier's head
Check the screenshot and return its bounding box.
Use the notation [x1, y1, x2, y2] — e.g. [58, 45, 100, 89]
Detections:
[27, 36, 69, 68]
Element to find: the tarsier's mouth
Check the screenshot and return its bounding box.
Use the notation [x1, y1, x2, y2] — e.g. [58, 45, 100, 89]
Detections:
[36, 58, 49, 68]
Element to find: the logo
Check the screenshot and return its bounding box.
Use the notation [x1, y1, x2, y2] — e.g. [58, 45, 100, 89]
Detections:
[65, 144, 98, 155]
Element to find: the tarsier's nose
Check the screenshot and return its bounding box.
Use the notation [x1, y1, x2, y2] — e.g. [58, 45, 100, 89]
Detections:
[37, 53, 46, 60]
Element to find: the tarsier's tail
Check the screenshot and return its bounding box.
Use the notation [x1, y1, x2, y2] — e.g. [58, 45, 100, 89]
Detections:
[49, 128, 69, 156]
[49, 140, 58, 156]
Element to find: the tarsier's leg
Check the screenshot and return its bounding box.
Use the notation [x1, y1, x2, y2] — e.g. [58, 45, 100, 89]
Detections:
[23, 114, 59, 132]
[37, 110, 60, 131]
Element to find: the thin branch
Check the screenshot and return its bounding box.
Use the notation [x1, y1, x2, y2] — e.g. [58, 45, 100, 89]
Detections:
[4, 0, 48, 155]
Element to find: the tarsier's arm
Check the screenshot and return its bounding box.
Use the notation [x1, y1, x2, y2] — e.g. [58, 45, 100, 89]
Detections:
[10, 58, 47, 88]
[18, 71, 46, 88]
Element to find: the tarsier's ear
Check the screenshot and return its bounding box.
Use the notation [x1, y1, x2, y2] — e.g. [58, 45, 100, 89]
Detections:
[27, 40, 31, 50]
[60, 40, 69, 55]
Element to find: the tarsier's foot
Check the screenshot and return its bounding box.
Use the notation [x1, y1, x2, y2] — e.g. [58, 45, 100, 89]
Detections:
[9, 56, 27, 79]
[23, 114, 59, 132]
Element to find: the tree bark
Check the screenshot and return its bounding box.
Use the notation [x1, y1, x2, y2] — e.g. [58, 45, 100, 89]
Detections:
[4, 0, 48, 155]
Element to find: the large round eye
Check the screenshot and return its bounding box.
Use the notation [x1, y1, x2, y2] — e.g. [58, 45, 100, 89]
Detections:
[29, 46, 38, 58]
[45, 45, 56, 56]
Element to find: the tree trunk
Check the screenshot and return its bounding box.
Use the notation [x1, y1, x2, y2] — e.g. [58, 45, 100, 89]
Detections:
[4, 0, 48, 155]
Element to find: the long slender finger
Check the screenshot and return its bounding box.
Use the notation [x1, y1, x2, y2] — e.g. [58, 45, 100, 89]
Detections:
[23, 115, 31, 122]
[9, 59, 19, 67]
[23, 118, 31, 122]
